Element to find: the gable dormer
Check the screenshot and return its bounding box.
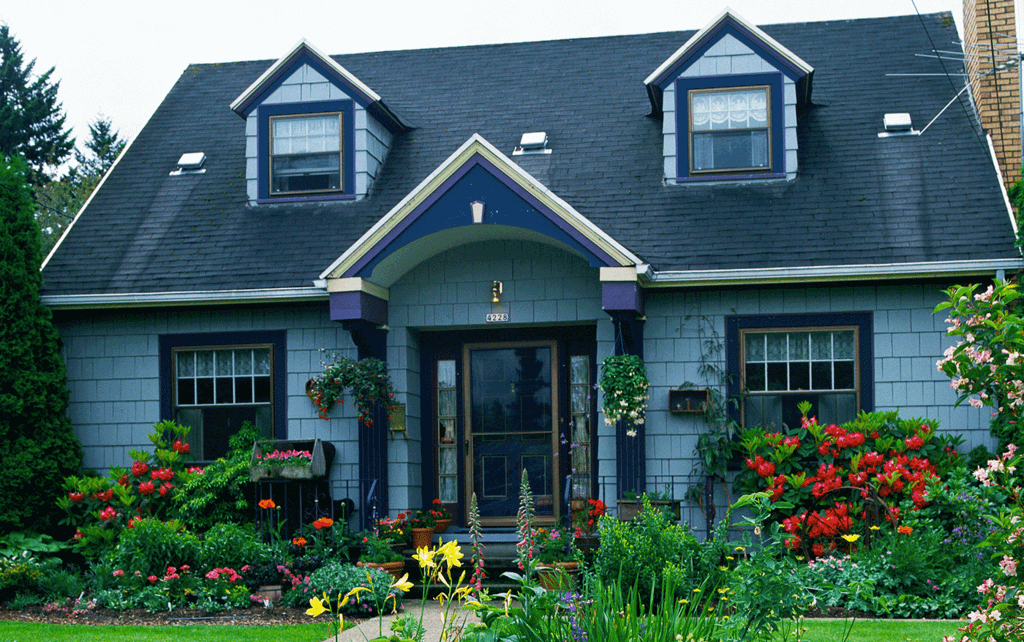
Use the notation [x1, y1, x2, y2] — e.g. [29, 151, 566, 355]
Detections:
[645, 10, 813, 184]
[231, 40, 408, 204]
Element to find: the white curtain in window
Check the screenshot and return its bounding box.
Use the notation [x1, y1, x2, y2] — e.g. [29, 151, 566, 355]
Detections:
[273, 115, 340, 155]
[692, 88, 767, 131]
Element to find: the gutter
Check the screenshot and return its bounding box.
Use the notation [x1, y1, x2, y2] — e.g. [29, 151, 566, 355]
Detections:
[646, 258, 1024, 288]
[41, 287, 328, 310]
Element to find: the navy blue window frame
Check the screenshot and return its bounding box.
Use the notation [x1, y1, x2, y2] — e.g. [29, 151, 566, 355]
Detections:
[159, 330, 288, 455]
[725, 312, 874, 427]
[675, 73, 785, 181]
[257, 100, 355, 203]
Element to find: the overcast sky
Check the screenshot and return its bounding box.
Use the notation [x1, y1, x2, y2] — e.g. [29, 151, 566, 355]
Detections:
[2, 0, 1018, 158]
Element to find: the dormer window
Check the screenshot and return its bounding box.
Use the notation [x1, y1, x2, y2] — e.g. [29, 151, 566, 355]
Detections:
[690, 86, 770, 173]
[270, 112, 344, 195]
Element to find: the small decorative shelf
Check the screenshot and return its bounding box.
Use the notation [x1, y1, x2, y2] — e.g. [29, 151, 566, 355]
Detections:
[249, 438, 335, 481]
[669, 388, 709, 414]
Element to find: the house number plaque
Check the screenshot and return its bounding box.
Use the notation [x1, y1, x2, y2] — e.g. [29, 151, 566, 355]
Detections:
[486, 312, 509, 323]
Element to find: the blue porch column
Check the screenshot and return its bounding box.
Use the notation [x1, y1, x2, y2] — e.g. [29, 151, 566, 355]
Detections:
[602, 281, 646, 499]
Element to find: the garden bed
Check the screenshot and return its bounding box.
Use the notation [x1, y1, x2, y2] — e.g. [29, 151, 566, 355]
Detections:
[0, 604, 338, 626]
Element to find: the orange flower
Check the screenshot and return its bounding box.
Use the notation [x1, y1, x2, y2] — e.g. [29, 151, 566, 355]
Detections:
[897, 525, 912, 535]
[258, 499, 276, 510]
[313, 517, 334, 530]
[292, 536, 307, 547]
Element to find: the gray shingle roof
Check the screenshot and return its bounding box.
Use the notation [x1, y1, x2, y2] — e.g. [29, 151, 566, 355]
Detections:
[42, 12, 1019, 296]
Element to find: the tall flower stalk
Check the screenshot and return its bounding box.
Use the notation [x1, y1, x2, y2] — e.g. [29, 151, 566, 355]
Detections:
[514, 469, 537, 583]
[468, 492, 486, 592]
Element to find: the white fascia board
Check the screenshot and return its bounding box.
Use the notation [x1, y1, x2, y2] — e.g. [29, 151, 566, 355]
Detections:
[987, 133, 1019, 235]
[644, 8, 814, 87]
[230, 39, 381, 114]
[320, 133, 642, 280]
[41, 287, 327, 310]
[647, 259, 1024, 287]
[40, 128, 138, 271]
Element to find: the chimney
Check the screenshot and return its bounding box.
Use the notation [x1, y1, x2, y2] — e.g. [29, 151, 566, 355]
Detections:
[964, 0, 1022, 186]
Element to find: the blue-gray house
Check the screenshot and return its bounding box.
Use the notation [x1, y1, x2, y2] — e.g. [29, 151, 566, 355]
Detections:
[41, 9, 1023, 535]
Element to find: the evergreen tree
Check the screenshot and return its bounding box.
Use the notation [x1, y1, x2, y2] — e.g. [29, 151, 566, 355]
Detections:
[0, 154, 82, 535]
[74, 118, 125, 176]
[0, 24, 74, 183]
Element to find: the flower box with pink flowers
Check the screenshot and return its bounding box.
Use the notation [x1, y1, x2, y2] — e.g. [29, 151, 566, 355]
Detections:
[249, 438, 334, 481]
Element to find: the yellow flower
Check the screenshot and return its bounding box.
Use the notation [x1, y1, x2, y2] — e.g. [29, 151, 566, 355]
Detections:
[841, 534, 860, 543]
[439, 539, 463, 567]
[678, 598, 689, 604]
[718, 566, 728, 571]
[734, 546, 745, 552]
[870, 525, 880, 531]
[414, 545, 437, 569]
[725, 556, 734, 561]
[306, 594, 328, 617]
[343, 586, 370, 602]
[391, 573, 413, 593]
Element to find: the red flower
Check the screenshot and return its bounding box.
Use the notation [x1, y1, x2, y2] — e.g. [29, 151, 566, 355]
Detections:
[138, 481, 155, 495]
[904, 436, 924, 451]
[313, 517, 334, 530]
[259, 499, 276, 510]
[119, 474, 130, 486]
[292, 536, 307, 547]
[92, 489, 113, 502]
[68, 492, 85, 503]
[131, 461, 149, 477]
[173, 439, 190, 454]
[99, 506, 117, 521]
[159, 483, 173, 497]
[756, 461, 776, 478]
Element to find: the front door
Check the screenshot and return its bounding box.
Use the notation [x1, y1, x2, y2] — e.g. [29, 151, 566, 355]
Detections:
[465, 341, 559, 525]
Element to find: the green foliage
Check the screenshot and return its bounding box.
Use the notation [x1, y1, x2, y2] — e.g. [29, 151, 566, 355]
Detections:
[598, 354, 649, 433]
[0, 531, 67, 558]
[102, 518, 200, 578]
[0, 154, 82, 536]
[0, 551, 49, 602]
[594, 496, 700, 599]
[0, 26, 74, 183]
[35, 565, 87, 600]
[307, 562, 402, 615]
[170, 422, 259, 531]
[359, 532, 402, 563]
[199, 523, 272, 571]
[935, 280, 1024, 449]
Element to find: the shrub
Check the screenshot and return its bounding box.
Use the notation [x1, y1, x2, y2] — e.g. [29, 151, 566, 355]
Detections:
[0, 155, 83, 535]
[0, 551, 53, 603]
[306, 562, 402, 615]
[199, 522, 272, 571]
[734, 409, 957, 557]
[170, 423, 259, 531]
[102, 518, 200, 578]
[57, 420, 197, 558]
[594, 496, 700, 599]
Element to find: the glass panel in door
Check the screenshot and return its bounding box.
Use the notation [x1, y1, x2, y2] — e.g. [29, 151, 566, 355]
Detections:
[468, 344, 556, 521]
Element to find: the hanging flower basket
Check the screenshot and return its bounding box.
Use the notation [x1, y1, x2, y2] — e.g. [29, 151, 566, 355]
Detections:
[306, 349, 397, 426]
[598, 354, 649, 437]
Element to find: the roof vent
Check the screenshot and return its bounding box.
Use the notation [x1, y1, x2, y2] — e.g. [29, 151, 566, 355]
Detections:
[878, 113, 918, 137]
[513, 132, 551, 155]
[170, 152, 207, 175]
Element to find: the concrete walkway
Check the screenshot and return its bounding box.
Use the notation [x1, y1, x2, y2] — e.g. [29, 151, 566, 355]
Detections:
[330, 597, 477, 642]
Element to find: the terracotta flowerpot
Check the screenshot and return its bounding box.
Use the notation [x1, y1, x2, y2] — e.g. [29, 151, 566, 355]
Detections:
[357, 560, 405, 581]
[536, 561, 579, 590]
[411, 527, 434, 549]
[433, 518, 452, 533]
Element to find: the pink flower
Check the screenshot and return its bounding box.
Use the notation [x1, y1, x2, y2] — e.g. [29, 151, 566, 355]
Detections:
[112, 570, 124, 577]
[148, 575, 158, 582]
[206, 570, 220, 580]
[999, 555, 1017, 577]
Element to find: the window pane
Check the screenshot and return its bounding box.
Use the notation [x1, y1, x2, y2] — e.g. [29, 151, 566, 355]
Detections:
[177, 379, 195, 405]
[273, 115, 339, 154]
[215, 377, 233, 404]
[834, 361, 855, 389]
[439, 417, 456, 443]
[788, 333, 809, 360]
[745, 333, 764, 362]
[570, 355, 589, 382]
[217, 351, 233, 376]
[196, 352, 213, 377]
[235, 377, 253, 403]
[177, 352, 194, 377]
[439, 389, 456, 418]
[235, 350, 252, 375]
[196, 378, 214, 404]
[438, 360, 456, 389]
[254, 376, 271, 403]
[766, 333, 787, 361]
[254, 349, 271, 375]
[811, 362, 832, 389]
[746, 363, 765, 391]
[789, 362, 810, 390]
[834, 331, 855, 359]
[811, 332, 832, 360]
[440, 476, 457, 504]
[766, 362, 787, 391]
[572, 385, 588, 414]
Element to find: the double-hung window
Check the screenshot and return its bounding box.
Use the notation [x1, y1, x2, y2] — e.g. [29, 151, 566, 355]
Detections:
[270, 113, 343, 195]
[727, 313, 873, 432]
[690, 86, 770, 173]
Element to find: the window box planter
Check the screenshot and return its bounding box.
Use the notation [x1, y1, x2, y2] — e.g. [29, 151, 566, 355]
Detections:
[249, 438, 335, 481]
[669, 388, 709, 414]
[616, 498, 681, 522]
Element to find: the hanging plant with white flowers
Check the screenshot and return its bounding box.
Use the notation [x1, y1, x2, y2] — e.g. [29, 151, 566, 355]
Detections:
[598, 354, 650, 437]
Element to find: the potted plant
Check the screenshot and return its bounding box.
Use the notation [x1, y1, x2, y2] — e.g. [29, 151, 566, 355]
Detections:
[572, 498, 605, 558]
[408, 510, 435, 549]
[356, 532, 405, 580]
[248, 438, 335, 481]
[306, 349, 398, 426]
[617, 488, 681, 522]
[375, 514, 410, 550]
[429, 498, 453, 533]
[598, 354, 649, 437]
[534, 527, 580, 590]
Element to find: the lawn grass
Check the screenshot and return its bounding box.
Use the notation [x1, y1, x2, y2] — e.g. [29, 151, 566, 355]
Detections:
[800, 618, 964, 642]
[0, 622, 327, 642]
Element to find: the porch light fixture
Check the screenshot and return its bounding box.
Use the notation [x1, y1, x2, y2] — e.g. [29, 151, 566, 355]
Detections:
[471, 200, 485, 224]
[491, 280, 503, 303]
